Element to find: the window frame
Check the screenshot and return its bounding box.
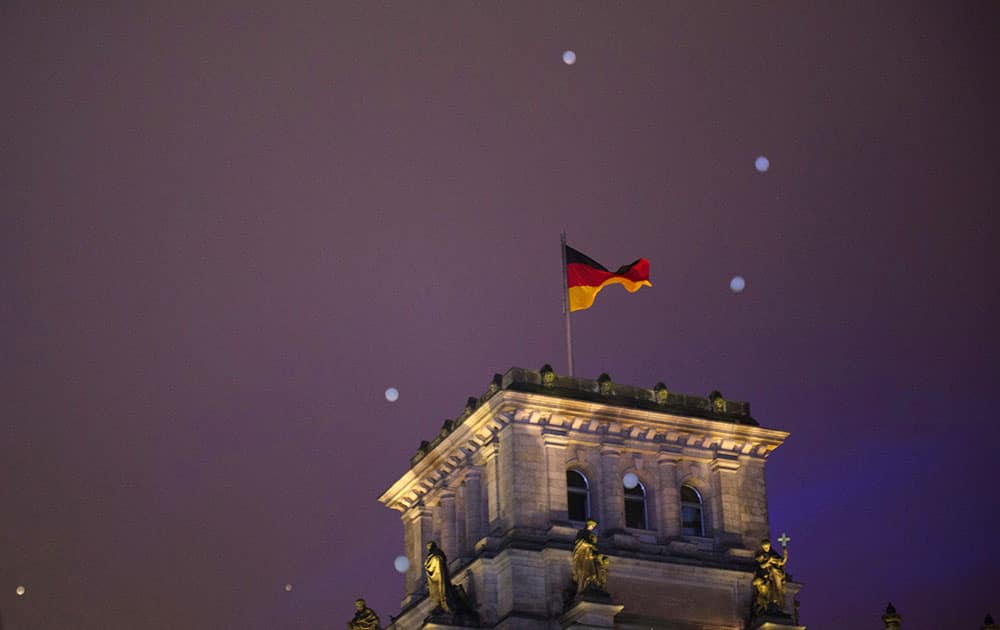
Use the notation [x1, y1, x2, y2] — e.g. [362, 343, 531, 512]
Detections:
[680, 483, 705, 537]
[566, 469, 591, 523]
[623, 479, 649, 530]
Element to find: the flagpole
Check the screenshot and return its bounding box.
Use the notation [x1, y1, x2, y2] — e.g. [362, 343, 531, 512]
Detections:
[560, 232, 575, 376]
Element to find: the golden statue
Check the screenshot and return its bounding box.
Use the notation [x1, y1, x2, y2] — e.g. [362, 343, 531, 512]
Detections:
[424, 541, 453, 613]
[347, 598, 381, 630]
[572, 519, 608, 594]
[752, 538, 788, 615]
[423, 541, 479, 623]
[596, 553, 610, 591]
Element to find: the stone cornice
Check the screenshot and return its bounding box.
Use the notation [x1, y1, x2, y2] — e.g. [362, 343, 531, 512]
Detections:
[495, 391, 788, 450]
[379, 393, 507, 512]
[378, 385, 790, 513]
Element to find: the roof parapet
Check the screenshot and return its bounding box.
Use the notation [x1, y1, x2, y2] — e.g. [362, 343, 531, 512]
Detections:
[409, 366, 757, 467]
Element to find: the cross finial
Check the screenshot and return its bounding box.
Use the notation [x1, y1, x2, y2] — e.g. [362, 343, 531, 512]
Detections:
[778, 532, 791, 548]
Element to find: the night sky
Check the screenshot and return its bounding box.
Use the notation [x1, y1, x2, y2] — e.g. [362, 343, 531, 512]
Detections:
[3, 2, 998, 629]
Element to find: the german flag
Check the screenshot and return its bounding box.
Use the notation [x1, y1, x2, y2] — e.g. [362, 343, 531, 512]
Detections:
[566, 245, 651, 312]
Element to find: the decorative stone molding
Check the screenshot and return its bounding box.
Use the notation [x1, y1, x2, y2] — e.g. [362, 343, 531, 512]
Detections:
[381, 370, 787, 520]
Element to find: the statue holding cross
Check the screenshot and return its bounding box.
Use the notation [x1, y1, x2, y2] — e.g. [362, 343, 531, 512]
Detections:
[752, 534, 790, 617]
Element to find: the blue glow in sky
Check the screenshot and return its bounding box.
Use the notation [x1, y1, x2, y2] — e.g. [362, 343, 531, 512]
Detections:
[394, 555, 410, 573]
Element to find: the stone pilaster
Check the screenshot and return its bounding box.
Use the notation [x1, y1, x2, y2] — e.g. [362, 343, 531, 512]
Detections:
[510, 424, 548, 530]
[401, 509, 415, 601]
[657, 450, 681, 538]
[438, 490, 458, 561]
[403, 504, 434, 598]
[711, 454, 743, 545]
[463, 468, 485, 551]
[599, 444, 624, 532]
[483, 439, 502, 533]
[455, 482, 468, 556]
[741, 457, 770, 546]
[543, 428, 570, 523]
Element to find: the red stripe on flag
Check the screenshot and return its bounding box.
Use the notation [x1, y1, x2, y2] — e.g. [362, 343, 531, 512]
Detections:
[567, 258, 650, 289]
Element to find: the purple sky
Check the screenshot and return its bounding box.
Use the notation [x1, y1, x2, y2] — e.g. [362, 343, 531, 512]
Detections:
[3, 2, 998, 629]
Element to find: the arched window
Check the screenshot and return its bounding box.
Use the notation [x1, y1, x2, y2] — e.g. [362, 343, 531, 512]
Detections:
[680, 484, 704, 537]
[566, 470, 591, 522]
[624, 481, 647, 529]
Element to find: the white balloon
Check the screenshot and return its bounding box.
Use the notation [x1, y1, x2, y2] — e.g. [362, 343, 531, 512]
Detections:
[623, 472, 639, 489]
[394, 555, 410, 573]
[284, 583, 293, 592]
[562, 50, 577, 65]
[755, 155, 770, 173]
[730, 276, 746, 293]
[385, 387, 399, 402]
[16, 585, 25, 596]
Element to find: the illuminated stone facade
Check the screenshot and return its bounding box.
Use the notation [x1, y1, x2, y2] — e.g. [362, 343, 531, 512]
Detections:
[379, 367, 804, 630]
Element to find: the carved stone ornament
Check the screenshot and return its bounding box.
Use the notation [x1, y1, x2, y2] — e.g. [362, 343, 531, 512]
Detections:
[597, 373, 614, 396]
[439, 420, 453, 438]
[708, 390, 726, 412]
[464, 397, 478, 415]
[540, 364, 556, 386]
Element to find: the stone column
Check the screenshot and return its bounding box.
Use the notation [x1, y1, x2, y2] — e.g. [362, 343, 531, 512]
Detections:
[463, 468, 484, 551]
[543, 428, 569, 523]
[403, 504, 434, 596]
[657, 450, 681, 538]
[438, 490, 457, 562]
[599, 443, 624, 532]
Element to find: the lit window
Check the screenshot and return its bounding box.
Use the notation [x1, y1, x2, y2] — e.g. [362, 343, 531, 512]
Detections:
[567, 470, 590, 522]
[680, 485, 704, 536]
[624, 481, 647, 529]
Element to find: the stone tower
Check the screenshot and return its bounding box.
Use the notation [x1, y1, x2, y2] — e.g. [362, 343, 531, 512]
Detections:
[379, 367, 804, 630]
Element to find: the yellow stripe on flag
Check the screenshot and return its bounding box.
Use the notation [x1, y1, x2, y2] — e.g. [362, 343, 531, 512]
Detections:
[568, 277, 651, 312]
